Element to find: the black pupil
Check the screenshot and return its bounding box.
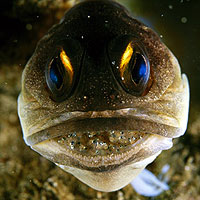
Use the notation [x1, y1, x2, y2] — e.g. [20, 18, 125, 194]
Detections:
[50, 58, 63, 89]
[131, 53, 147, 84]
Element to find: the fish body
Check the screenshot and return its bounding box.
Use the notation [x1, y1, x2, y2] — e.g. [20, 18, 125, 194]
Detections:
[18, 0, 189, 192]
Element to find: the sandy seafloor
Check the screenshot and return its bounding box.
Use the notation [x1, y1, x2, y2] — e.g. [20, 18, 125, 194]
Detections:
[0, 0, 200, 199]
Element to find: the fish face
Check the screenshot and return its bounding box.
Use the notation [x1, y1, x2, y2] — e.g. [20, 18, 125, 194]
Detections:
[18, 0, 189, 192]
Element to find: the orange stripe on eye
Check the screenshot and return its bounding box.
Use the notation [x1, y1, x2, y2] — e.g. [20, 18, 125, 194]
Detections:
[120, 42, 134, 78]
[60, 49, 74, 83]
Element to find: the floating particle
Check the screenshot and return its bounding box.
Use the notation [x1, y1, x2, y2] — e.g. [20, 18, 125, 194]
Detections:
[181, 17, 187, 23]
[168, 5, 173, 9]
[112, 61, 116, 65]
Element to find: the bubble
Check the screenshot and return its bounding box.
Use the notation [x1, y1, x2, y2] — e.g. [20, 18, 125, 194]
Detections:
[181, 17, 187, 23]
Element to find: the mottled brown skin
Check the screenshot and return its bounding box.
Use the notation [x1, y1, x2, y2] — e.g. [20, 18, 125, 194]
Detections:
[18, 0, 189, 192]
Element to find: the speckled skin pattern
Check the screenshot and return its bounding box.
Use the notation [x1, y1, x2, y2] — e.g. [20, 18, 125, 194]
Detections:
[18, 0, 189, 192]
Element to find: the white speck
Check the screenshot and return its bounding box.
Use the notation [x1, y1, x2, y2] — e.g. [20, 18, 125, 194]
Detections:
[181, 17, 187, 23]
[70, 146, 74, 150]
[112, 61, 115, 65]
[168, 5, 173, 9]
[36, 15, 39, 18]
[121, 77, 124, 81]
[105, 20, 108, 23]
[161, 14, 164, 17]
[87, 15, 90, 18]
[81, 35, 84, 39]
[185, 165, 190, 171]
[53, 182, 58, 187]
[160, 35, 163, 38]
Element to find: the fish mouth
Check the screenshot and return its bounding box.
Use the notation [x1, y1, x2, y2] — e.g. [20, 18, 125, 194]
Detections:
[46, 129, 152, 170]
[31, 126, 172, 170]
[27, 109, 176, 169]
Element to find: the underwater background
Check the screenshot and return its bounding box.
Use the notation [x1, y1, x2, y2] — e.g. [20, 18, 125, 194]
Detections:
[0, 0, 199, 199]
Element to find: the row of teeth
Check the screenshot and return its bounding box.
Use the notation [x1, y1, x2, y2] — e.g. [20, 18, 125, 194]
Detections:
[56, 130, 145, 156]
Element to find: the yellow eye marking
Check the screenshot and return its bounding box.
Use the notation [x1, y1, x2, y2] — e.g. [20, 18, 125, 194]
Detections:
[120, 42, 134, 79]
[60, 49, 74, 83]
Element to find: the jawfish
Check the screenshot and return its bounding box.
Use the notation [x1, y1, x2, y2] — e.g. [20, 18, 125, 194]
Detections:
[18, 0, 189, 192]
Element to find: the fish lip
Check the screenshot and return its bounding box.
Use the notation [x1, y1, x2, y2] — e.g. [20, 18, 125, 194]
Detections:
[24, 114, 181, 146]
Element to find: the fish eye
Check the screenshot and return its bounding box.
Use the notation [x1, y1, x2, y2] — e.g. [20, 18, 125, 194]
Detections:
[46, 39, 83, 102]
[46, 48, 74, 102]
[108, 36, 151, 96]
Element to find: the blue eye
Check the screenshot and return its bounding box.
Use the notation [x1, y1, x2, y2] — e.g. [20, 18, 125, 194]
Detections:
[118, 43, 150, 96]
[131, 53, 148, 84]
[108, 36, 151, 96]
[46, 39, 83, 102]
[46, 51, 74, 102]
